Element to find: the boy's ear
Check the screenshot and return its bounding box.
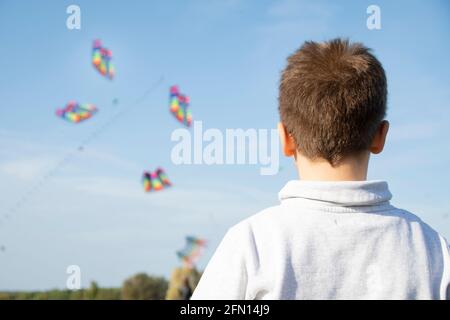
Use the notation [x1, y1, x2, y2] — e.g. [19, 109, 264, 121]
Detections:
[278, 122, 297, 157]
[370, 120, 389, 154]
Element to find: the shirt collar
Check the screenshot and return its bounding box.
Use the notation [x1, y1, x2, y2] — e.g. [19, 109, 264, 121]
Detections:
[279, 180, 392, 207]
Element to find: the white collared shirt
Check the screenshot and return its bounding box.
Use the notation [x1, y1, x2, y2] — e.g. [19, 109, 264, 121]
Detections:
[191, 180, 450, 300]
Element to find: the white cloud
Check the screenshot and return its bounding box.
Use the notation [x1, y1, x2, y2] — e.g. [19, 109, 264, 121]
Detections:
[70, 174, 274, 215]
[0, 129, 141, 181]
[78, 149, 140, 172]
[0, 157, 54, 181]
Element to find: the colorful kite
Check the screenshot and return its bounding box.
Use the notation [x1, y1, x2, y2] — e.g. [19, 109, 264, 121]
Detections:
[169, 85, 192, 127]
[177, 236, 207, 267]
[142, 168, 171, 192]
[92, 39, 115, 79]
[55, 101, 98, 123]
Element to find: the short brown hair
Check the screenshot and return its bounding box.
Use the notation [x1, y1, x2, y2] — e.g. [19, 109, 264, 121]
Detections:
[279, 38, 387, 165]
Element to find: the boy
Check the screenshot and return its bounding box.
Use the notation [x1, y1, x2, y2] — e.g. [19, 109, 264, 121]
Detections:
[191, 38, 450, 299]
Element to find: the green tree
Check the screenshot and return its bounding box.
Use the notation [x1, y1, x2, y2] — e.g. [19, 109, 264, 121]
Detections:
[69, 289, 85, 300]
[95, 288, 121, 300]
[0, 292, 13, 300]
[121, 273, 168, 300]
[84, 281, 99, 299]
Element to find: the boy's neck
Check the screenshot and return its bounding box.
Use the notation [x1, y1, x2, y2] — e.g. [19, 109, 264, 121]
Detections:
[295, 152, 369, 181]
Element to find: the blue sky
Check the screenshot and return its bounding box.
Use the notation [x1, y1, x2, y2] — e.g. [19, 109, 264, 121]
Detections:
[0, 0, 449, 291]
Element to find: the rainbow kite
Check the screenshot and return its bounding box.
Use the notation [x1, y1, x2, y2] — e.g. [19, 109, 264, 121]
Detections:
[169, 85, 192, 127]
[92, 39, 115, 80]
[177, 236, 207, 267]
[55, 101, 98, 123]
[142, 168, 171, 192]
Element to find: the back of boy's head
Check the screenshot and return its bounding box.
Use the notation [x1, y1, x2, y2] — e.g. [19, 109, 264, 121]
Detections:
[279, 38, 387, 166]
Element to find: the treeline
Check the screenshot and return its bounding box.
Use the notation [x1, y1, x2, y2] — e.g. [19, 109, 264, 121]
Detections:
[0, 273, 168, 300]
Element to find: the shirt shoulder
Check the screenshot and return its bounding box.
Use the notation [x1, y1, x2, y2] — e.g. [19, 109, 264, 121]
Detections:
[222, 206, 281, 253]
[223, 205, 284, 247]
[393, 207, 445, 238]
[239, 205, 285, 228]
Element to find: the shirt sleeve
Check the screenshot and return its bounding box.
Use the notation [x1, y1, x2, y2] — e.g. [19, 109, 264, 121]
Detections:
[191, 222, 253, 300]
[439, 235, 450, 300]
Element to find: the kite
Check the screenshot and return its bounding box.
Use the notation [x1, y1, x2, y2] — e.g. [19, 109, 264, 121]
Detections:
[92, 39, 115, 80]
[55, 101, 98, 123]
[176, 236, 207, 267]
[169, 85, 192, 127]
[142, 167, 171, 192]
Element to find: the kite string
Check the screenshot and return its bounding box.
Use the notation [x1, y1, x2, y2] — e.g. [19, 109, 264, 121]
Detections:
[79, 75, 165, 149]
[0, 76, 165, 224]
